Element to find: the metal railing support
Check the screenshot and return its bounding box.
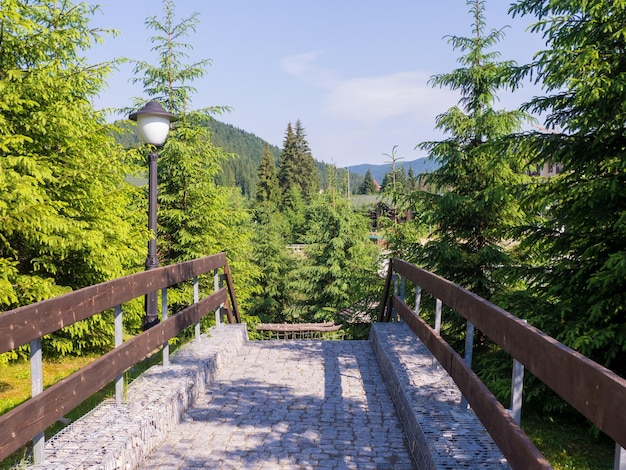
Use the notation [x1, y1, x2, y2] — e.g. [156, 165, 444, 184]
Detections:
[193, 276, 200, 342]
[392, 273, 399, 321]
[114, 305, 123, 403]
[434, 298, 442, 334]
[161, 288, 169, 366]
[213, 269, 221, 325]
[30, 338, 44, 463]
[615, 444, 625, 470]
[460, 321, 475, 410]
[414, 286, 422, 316]
[509, 357, 524, 425]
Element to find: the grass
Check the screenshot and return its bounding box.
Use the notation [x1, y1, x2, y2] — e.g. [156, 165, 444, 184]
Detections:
[523, 413, 615, 470]
[0, 356, 97, 415]
[0, 349, 170, 469]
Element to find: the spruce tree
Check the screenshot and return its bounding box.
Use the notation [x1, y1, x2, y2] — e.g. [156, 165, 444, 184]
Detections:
[509, 0, 626, 369]
[358, 169, 378, 195]
[287, 193, 381, 323]
[0, 0, 147, 354]
[278, 123, 298, 195]
[282, 185, 307, 243]
[249, 205, 293, 323]
[278, 120, 319, 201]
[294, 119, 319, 199]
[256, 143, 280, 205]
[413, 0, 530, 300]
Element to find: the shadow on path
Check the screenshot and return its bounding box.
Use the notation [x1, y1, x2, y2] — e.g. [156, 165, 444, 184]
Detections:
[141, 340, 415, 469]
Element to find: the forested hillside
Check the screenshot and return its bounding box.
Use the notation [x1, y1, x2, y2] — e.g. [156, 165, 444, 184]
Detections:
[208, 120, 280, 197]
[118, 117, 335, 197]
[211, 120, 337, 197]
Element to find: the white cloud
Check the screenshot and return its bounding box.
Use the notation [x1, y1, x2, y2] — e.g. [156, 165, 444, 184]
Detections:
[280, 52, 458, 127]
[280, 51, 335, 87]
[279, 51, 462, 164]
[325, 72, 455, 125]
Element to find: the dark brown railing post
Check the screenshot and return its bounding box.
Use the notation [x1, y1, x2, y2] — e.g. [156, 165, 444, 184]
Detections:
[222, 261, 241, 323]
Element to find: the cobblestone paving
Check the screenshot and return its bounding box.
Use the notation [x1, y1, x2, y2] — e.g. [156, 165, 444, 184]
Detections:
[140, 340, 416, 470]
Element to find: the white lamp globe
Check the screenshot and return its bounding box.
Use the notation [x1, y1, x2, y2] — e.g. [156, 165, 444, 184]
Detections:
[129, 101, 177, 146]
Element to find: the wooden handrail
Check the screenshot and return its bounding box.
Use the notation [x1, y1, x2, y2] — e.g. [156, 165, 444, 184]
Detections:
[0, 253, 241, 461]
[0, 253, 240, 355]
[0, 289, 227, 459]
[393, 296, 550, 469]
[381, 258, 626, 462]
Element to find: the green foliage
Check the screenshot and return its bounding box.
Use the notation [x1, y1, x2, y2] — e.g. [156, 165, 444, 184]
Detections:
[0, 0, 147, 355]
[358, 169, 378, 195]
[130, 0, 215, 117]
[508, 0, 626, 371]
[380, 146, 406, 198]
[286, 192, 381, 323]
[208, 119, 282, 197]
[278, 120, 319, 202]
[256, 143, 280, 205]
[410, 0, 531, 300]
[282, 185, 307, 243]
[248, 205, 294, 322]
[130, 0, 260, 314]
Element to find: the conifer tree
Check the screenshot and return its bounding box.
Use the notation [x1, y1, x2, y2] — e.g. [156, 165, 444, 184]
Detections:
[256, 143, 280, 205]
[278, 123, 298, 195]
[358, 169, 378, 195]
[509, 0, 626, 369]
[282, 185, 307, 243]
[294, 119, 319, 199]
[286, 193, 380, 323]
[413, 0, 530, 299]
[249, 205, 293, 323]
[131, 0, 259, 311]
[278, 120, 319, 201]
[0, 0, 147, 355]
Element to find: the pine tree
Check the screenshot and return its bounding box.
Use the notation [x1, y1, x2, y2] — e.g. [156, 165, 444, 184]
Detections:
[278, 123, 298, 195]
[406, 167, 418, 192]
[413, 0, 530, 300]
[282, 185, 307, 243]
[294, 119, 319, 199]
[278, 120, 319, 201]
[509, 0, 626, 369]
[256, 143, 280, 204]
[130, 0, 216, 116]
[0, 0, 147, 355]
[249, 205, 293, 323]
[358, 169, 378, 195]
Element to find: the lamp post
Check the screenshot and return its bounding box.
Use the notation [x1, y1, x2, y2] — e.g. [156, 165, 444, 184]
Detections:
[129, 101, 177, 330]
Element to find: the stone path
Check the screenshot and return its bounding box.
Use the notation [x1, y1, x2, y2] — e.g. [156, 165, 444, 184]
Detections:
[140, 340, 416, 470]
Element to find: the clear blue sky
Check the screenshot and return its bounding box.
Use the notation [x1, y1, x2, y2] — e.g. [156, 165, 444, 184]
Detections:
[87, 1, 545, 166]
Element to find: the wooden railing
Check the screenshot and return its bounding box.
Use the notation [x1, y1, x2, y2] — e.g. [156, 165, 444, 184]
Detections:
[0, 253, 240, 463]
[379, 258, 626, 470]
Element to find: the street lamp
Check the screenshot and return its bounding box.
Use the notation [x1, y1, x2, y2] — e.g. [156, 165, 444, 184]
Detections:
[129, 101, 177, 330]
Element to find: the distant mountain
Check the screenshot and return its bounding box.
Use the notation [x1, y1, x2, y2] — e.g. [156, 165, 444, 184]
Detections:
[347, 157, 438, 184]
[116, 118, 435, 197]
[209, 120, 331, 196]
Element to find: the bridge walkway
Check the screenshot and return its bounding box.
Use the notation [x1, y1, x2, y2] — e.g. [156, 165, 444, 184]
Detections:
[140, 338, 415, 470]
[31, 323, 504, 469]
